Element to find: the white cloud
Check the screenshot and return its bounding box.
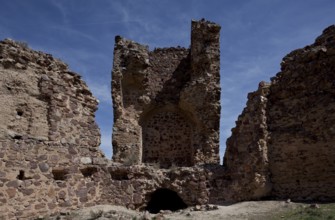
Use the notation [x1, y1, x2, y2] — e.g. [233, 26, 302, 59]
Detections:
[87, 81, 111, 104]
[49, 25, 97, 43]
[99, 132, 112, 159]
[50, 0, 69, 25]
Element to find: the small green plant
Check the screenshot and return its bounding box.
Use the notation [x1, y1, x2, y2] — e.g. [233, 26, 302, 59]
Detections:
[15, 40, 29, 49]
[124, 153, 138, 166]
[271, 203, 335, 220]
[148, 162, 160, 169]
[89, 209, 104, 220]
[64, 213, 79, 220]
[169, 163, 179, 171]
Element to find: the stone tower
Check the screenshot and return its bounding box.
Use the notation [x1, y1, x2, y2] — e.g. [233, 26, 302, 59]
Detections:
[111, 19, 221, 168]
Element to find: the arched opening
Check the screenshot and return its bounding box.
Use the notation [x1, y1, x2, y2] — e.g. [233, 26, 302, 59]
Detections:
[145, 188, 188, 214]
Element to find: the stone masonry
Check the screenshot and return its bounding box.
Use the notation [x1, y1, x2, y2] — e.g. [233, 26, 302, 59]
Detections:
[224, 81, 272, 201]
[0, 19, 335, 219]
[267, 25, 335, 200]
[112, 19, 221, 168]
[0, 39, 105, 219]
[0, 20, 222, 219]
[225, 24, 335, 201]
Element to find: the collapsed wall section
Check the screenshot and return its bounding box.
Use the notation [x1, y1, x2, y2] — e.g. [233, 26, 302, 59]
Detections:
[111, 19, 221, 167]
[0, 39, 105, 219]
[267, 25, 335, 200]
[224, 25, 335, 201]
[0, 40, 101, 148]
[224, 82, 271, 201]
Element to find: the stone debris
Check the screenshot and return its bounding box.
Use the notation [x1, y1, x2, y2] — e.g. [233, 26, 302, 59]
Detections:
[309, 204, 320, 209]
[191, 204, 219, 211]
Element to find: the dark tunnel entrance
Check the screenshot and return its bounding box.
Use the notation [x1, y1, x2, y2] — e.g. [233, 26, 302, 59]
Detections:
[145, 188, 188, 214]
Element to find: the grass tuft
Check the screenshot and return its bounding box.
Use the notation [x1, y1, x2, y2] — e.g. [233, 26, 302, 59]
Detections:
[272, 203, 335, 220]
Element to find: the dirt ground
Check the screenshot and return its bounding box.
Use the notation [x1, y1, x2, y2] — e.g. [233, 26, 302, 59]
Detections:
[49, 200, 301, 220]
[167, 200, 297, 220]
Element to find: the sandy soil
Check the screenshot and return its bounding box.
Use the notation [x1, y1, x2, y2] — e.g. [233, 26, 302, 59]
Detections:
[167, 200, 297, 220]
[50, 200, 299, 220]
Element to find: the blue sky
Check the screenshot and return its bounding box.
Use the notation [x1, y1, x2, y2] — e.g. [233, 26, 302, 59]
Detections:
[1, 0, 334, 161]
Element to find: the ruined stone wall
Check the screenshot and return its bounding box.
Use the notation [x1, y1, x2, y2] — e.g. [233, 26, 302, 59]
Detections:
[0, 39, 106, 219]
[100, 165, 213, 210]
[0, 20, 222, 218]
[100, 19, 223, 211]
[225, 25, 335, 201]
[267, 25, 335, 200]
[3, 19, 335, 219]
[0, 39, 101, 148]
[224, 82, 271, 201]
[112, 19, 221, 168]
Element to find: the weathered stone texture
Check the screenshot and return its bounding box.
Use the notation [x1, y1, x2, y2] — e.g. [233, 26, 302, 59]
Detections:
[2, 19, 335, 219]
[268, 25, 335, 200]
[100, 165, 213, 210]
[225, 25, 335, 201]
[0, 39, 104, 219]
[0, 20, 222, 219]
[112, 19, 221, 167]
[224, 82, 272, 201]
[0, 39, 101, 147]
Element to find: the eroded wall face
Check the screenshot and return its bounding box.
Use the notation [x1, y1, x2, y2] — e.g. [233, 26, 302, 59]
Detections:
[0, 69, 49, 140]
[267, 25, 335, 200]
[0, 45, 101, 147]
[224, 25, 335, 201]
[0, 39, 104, 219]
[223, 83, 271, 201]
[112, 20, 221, 167]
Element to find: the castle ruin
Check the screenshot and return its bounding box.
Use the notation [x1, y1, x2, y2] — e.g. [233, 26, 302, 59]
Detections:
[0, 19, 334, 219]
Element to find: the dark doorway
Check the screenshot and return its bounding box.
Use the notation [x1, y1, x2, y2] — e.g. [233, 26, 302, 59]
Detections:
[145, 188, 188, 214]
